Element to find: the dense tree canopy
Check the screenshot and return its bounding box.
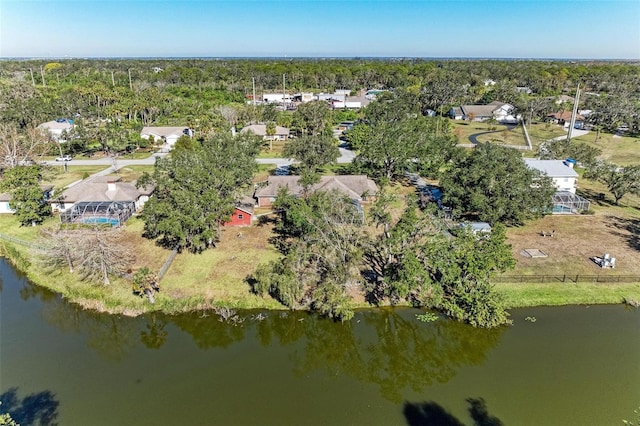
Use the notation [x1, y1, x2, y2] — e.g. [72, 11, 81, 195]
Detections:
[140, 133, 261, 252]
[441, 143, 556, 225]
[251, 189, 366, 320]
[364, 196, 515, 327]
[0, 165, 51, 225]
[352, 93, 459, 181]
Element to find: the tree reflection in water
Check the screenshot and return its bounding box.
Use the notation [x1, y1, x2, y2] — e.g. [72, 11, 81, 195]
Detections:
[17, 267, 504, 403]
[0, 387, 60, 426]
[173, 308, 505, 403]
[403, 397, 503, 426]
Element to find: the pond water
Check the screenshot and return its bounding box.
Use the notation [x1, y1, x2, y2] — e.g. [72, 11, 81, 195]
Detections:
[1, 257, 639, 425]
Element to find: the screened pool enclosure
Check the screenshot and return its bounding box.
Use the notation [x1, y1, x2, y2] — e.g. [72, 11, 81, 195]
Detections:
[552, 191, 590, 214]
[60, 201, 135, 227]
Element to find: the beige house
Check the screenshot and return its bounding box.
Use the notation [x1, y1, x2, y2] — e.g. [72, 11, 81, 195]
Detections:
[240, 124, 290, 141]
[54, 176, 153, 213]
[254, 175, 378, 207]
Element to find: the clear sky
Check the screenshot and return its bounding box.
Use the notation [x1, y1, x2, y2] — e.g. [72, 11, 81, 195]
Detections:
[1, 0, 639, 59]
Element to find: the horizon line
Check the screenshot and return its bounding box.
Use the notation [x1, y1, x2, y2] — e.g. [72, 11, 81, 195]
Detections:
[2, 55, 639, 62]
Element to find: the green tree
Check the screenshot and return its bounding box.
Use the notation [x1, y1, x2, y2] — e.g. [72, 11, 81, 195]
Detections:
[250, 189, 365, 320]
[283, 134, 339, 186]
[344, 123, 371, 151]
[140, 133, 261, 252]
[365, 198, 514, 327]
[292, 101, 331, 136]
[441, 143, 555, 225]
[538, 138, 601, 167]
[173, 134, 200, 152]
[0, 165, 51, 225]
[585, 162, 640, 204]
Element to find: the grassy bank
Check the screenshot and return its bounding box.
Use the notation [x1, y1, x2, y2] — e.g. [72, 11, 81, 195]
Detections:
[495, 282, 640, 308]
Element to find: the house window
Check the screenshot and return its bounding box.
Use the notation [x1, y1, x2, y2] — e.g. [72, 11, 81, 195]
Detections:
[564, 178, 569, 182]
[237, 214, 244, 220]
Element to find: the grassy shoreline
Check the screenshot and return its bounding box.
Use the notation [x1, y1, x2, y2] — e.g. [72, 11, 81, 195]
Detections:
[3, 241, 638, 317]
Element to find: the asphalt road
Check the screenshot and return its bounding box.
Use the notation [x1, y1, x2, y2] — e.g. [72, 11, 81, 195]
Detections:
[44, 146, 357, 169]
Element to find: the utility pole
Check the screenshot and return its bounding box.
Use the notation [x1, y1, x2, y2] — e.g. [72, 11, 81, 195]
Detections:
[282, 73, 286, 109]
[252, 77, 256, 107]
[128, 69, 133, 91]
[29, 68, 36, 86]
[567, 83, 581, 143]
[111, 70, 115, 86]
[40, 66, 46, 87]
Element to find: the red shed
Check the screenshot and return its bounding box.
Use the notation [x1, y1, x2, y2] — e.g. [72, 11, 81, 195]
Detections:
[224, 199, 254, 227]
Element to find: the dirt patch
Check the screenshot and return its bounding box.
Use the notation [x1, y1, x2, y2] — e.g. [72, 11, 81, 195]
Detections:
[506, 213, 640, 276]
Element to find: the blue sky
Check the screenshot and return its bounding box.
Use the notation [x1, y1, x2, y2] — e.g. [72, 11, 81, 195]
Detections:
[1, 0, 639, 59]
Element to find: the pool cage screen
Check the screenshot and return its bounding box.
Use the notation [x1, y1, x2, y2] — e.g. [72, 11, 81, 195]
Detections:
[60, 201, 135, 226]
[552, 191, 590, 214]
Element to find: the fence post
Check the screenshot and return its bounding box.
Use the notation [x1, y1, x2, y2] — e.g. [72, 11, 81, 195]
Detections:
[575, 274, 579, 283]
[562, 274, 566, 283]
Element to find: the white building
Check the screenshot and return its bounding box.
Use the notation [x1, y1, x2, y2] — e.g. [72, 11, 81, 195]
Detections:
[524, 159, 578, 193]
[140, 126, 192, 150]
[262, 93, 292, 104]
[37, 119, 75, 141]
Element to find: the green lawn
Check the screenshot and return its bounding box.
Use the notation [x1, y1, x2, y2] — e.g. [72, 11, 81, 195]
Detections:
[523, 122, 567, 149]
[572, 132, 640, 166]
[495, 282, 640, 308]
[451, 120, 530, 147]
[43, 165, 108, 188]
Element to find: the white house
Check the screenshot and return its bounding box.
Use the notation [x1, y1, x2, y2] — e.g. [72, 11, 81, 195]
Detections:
[459, 101, 519, 123]
[140, 126, 192, 149]
[240, 124, 290, 141]
[0, 185, 54, 214]
[37, 119, 75, 141]
[524, 159, 578, 193]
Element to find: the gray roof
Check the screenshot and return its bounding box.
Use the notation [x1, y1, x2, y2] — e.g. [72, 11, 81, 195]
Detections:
[255, 175, 378, 201]
[141, 126, 189, 137]
[524, 159, 578, 178]
[240, 124, 290, 137]
[460, 101, 510, 118]
[38, 120, 74, 131]
[61, 176, 152, 203]
[1, 185, 54, 202]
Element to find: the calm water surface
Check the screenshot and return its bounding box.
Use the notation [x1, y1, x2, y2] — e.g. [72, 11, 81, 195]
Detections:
[1, 258, 639, 425]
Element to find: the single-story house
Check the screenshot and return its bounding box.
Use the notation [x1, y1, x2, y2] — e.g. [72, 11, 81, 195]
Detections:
[0, 185, 54, 214]
[37, 119, 74, 141]
[240, 124, 290, 141]
[254, 175, 378, 208]
[524, 159, 578, 194]
[140, 126, 193, 149]
[55, 176, 154, 226]
[224, 197, 255, 227]
[547, 111, 586, 129]
[457, 101, 518, 123]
